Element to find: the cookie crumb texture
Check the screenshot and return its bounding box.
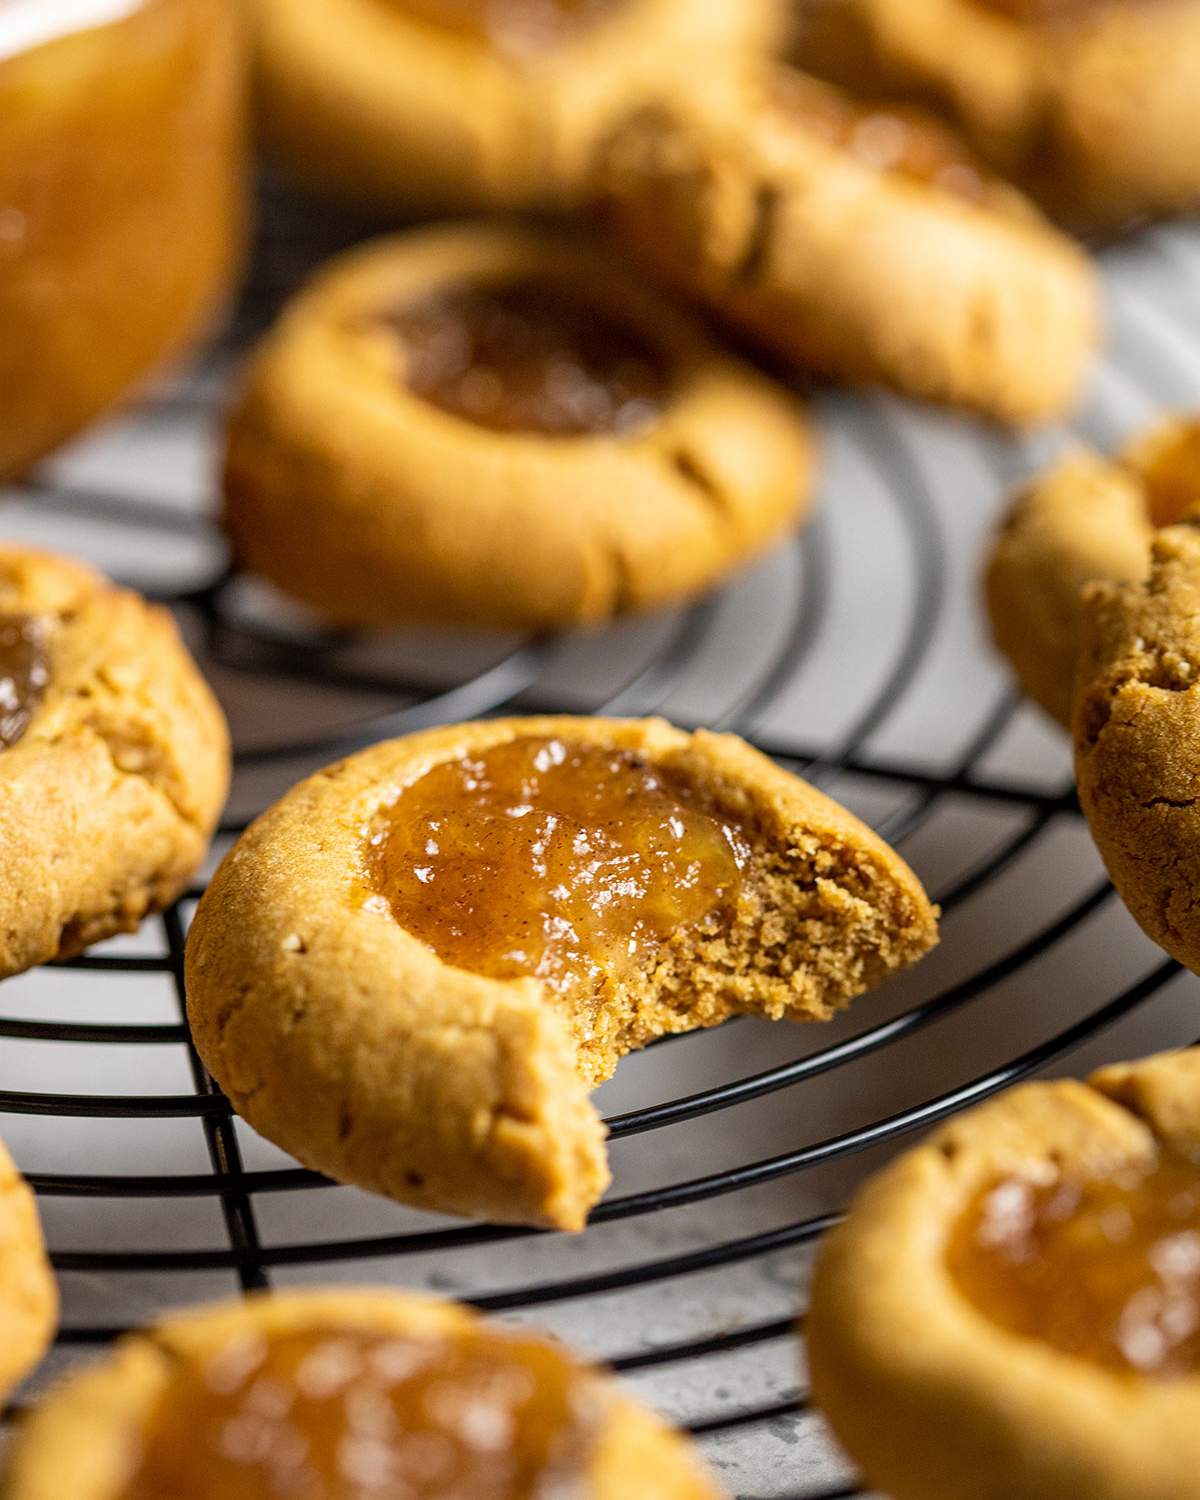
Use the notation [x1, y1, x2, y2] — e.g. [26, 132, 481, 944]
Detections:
[185, 717, 938, 1230]
[0, 546, 230, 979]
[2, 1289, 723, 1500]
[0, 1137, 57, 1402]
[1074, 521, 1200, 974]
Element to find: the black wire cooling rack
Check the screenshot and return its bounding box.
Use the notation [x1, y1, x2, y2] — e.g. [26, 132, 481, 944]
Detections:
[4, 190, 1200, 1498]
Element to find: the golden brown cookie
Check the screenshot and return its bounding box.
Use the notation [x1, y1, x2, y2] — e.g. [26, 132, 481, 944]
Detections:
[1075, 517, 1200, 975]
[0, 545, 230, 980]
[1, 1287, 722, 1499]
[251, 0, 780, 212]
[0, 1137, 56, 1403]
[0, 0, 245, 481]
[792, 0, 1200, 233]
[222, 223, 817, 631]
[596, 65, 1099, 425]
[986, 415, 1200, 727]
[808, 1047, 1200, 1500]
[185, 715, 939, 1230]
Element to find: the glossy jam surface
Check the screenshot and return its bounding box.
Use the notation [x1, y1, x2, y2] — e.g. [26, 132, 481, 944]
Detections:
[0, 614, 49, 749]
[118, 1324, 601, 1499]
[772, 70, 990, 204]
[387, 280, 668, 437]
[388, 0, 620, 57]
[0, 0, 243, 480]
[368, 736, 751, 1006]
[948, 1151, 1200, 1375]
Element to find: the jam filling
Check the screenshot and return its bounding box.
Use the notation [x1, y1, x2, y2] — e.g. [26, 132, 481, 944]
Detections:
[771, 71, 990, 205]
[389, 0, 620, 57]
[367, 736, 751, 1011]
[0, 613, 49, 750]
[948, 1150, 1200, 1375]
[118, 1323, 601, 1499]
[386, 280, 668, 437]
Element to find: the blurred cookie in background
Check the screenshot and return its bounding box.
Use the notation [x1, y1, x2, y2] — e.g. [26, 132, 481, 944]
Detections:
[250, 0, 782, 212]
[985, 414, 1200, 726]
[0, 0, 246, 480]
[596, 66, 1099, 425]
[0, 1137, 55, 1404]
[222, 222, 818, 630]
[2, 1288, 725, 1499]
[791, 0, 1200, 234]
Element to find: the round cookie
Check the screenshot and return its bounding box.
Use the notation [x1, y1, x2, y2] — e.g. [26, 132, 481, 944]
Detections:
[1, 1287, 722, 1499]
[185, 715, 939, 1230]
[0, 1137, 56, 1403]
[0, 0, 245, 481]
[1075, 516, 1200, 975]
[250, 0, 781, 212]
[986, 415, 1200, 728]
[808, 1047, 1200, 1500]
[792, 0, 1200, 233]
[222, 223, 817, 631]
[596, 65, 1099, 425]
[0, 545, 230, 980]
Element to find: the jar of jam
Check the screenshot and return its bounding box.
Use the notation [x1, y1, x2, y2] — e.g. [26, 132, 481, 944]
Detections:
[0, 0, 246, 480]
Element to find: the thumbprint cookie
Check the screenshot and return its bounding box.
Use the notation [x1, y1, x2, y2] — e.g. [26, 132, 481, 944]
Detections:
[1, 1288, 723, 1499]
[0, 0, 245, 480]
[185, 716, 938, 1229]
[0, 545, 229, 980]
[809, 1047, 1200, 1500]
[596, 66, 1099, 425]
[1076, 516, 1200, 976]
[986, 414, 1200, 727]
[793, 0, 1200, 233]
[222, 223, 817, 631]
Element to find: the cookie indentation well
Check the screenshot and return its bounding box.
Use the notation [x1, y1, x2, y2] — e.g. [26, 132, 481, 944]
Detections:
[368, 735, 753, 1075]
[948, 1150, 1200, 1375]
[118, 1324, 600, 1499]
[385, 280, 669, 437]
[770, 70, 990, 205]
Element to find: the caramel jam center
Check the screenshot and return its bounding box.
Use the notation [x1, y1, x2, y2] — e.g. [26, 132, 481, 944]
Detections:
[368, 736, 751, 1007]
[389, 0, 620, 56]
[386, 280, 668, 437]
[771, 71, 990, 205]
[948, 1151, 1200, 1375]
[0, 614, 49, 750]
[118, 1324, 600, 1500]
